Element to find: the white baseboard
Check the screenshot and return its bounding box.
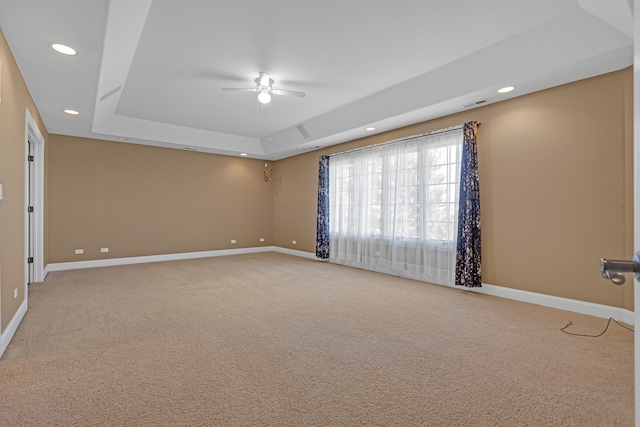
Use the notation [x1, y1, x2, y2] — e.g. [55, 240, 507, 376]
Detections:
[42, 248, 633, 325]
[44, 247, 322, 274]
[45, 246, 279, 273]
[272, 247, 322, 260]
[0, 299, 27, 359]
[468, 283, 635, 325]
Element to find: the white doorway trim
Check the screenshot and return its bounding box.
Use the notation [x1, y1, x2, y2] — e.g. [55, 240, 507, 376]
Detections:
[633, 0, 640, 424]
[24, 108, 45, 293]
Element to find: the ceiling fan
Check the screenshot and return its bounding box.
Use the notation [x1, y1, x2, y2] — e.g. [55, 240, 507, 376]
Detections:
[221, 72, 306, 104]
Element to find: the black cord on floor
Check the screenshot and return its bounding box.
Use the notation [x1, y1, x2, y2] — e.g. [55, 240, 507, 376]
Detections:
[561, 317, 634, 337]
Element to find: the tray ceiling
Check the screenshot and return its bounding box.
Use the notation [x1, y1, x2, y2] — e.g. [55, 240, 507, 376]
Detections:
[0, 0, 633, 159]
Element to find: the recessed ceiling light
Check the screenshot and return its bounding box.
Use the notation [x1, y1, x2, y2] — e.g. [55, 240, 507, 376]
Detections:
[63, 109, 79, 115]
[497, 86, 515, 94]
[240, 153, 248, 157]
[365, 127, 376, 131]
[51, 43, 77, 56]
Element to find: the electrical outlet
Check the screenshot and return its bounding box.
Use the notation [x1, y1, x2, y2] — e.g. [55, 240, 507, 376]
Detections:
[292, 240, 297, 245]
[231, 240, 237, 244]
[100, 247, 109, 253]
[75, 249, 84, 255]
[14, 288, 18, 299]
[259, 238, 265, 242]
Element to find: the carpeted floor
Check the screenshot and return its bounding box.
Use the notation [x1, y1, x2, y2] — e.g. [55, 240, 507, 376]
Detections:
[0, 252, 633, 426]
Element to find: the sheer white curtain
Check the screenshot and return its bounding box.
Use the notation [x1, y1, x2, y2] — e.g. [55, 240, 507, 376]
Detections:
[329, 128, 463, 286]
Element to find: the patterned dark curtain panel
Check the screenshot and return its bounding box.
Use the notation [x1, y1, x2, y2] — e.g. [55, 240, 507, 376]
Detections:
[316, 155, 330, 259]
[455, 122, 482, 287]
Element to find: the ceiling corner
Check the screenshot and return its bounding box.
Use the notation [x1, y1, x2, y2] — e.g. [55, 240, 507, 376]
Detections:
[577, 0, 633, 37]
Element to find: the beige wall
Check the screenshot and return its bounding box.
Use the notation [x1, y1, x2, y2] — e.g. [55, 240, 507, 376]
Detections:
[5, 21, 632, 318]
[47, 136, 273, 262]
[0, 28, 49, 331]
[273, 69, 634, 310]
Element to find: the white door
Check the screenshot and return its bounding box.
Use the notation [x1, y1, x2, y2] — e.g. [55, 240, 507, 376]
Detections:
[27, 140, 34, 283]
[634, 2, 640, 423]
[602, 1, 640, 424]
[24, 109, 44, 286]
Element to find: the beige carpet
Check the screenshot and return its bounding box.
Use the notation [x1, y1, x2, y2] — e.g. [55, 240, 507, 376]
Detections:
[0, 252, 633, 426]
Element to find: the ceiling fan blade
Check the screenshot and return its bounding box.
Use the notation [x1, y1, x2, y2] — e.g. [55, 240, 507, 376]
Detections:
[272, 89, 306, 98]
[221, 88, 258, 92]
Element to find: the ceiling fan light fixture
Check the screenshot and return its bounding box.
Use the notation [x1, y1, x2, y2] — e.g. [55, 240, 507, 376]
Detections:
[259, 72, 271, 87]
[222, 72, 305, 104]
[258, 91, 271, 104]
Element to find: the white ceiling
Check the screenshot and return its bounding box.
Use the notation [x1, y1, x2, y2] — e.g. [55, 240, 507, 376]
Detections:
[0, 0, 634, 160]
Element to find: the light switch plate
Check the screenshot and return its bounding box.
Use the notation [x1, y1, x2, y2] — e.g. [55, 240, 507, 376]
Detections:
[0, 184, 3, 200]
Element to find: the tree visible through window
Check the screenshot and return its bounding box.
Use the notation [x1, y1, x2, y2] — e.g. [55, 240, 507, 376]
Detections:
[331, 133, 460, 243]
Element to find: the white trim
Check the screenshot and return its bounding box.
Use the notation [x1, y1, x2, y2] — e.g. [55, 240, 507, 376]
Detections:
[272, 247, 322, 260]
[0, 299, 27, 359]
[45, 247, 323, 273]
[632, 1, 640, 421]
[45, 246, 278, 272]
[43, 264, 51, 280]
[466, 283, 634, 325]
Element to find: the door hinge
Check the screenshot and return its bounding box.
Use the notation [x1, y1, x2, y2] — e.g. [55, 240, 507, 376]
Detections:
[28, 206, 34, 213]
[27, 257, 33, 264]
[28, 155, 34, 162]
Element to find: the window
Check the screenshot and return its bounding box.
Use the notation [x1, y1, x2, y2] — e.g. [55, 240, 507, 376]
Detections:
[328, 127, 463, 285]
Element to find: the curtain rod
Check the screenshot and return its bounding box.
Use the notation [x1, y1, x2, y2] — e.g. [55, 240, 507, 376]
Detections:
[329, 123, 480, 158]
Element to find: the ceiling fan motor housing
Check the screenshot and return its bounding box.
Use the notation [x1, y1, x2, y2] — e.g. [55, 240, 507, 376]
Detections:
[257, 72, 274, 90]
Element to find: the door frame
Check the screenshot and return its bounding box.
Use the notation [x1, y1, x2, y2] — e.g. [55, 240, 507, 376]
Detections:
[634, 0, 640, 423]
[23, 108, 44, 292]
